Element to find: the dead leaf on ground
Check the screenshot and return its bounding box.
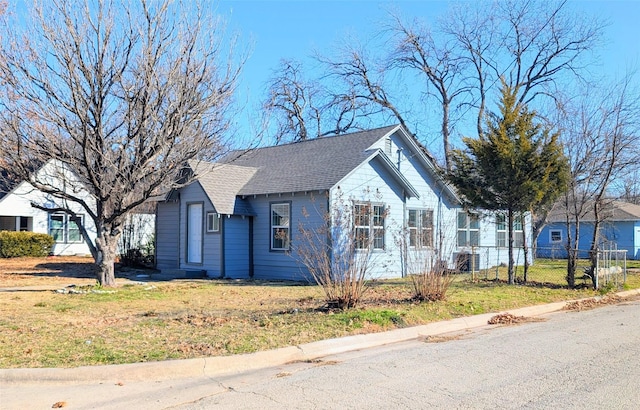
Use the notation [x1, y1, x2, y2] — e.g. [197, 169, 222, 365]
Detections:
[488, 313, 545, 325]
[52, 402, 67, 408]
[564, 295, 621, 311]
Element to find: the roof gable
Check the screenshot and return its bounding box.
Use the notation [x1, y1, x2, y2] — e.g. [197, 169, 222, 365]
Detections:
[190, 162, 257, 215]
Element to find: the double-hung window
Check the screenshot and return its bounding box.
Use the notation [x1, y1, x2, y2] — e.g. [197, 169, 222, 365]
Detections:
[271, 202, 290, 251]
[496, 213, 524, 247]
[408, 209, 434, 248]
[457, 212, 479, 247]
[354, 202, 386, 250]
[49, 213, 84, 243]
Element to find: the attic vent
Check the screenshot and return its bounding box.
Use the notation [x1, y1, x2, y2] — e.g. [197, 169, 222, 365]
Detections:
[385, 138, 392, 155]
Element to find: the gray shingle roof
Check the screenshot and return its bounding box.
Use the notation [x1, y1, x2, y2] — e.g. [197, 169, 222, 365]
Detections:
[190, 162, 257, 215]
[222, 125, 398, 196]
[547, 200, 640, 222]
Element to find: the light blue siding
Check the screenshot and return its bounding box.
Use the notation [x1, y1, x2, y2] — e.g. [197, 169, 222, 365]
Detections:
[249, 192, 326, 281]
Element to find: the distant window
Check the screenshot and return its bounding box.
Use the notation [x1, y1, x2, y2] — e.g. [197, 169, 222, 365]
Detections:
[206, 212, 219, 233]
[457, 212, 479, 247]
[271, 202, 290, 251]
[408, 209, 434, 248]
[496, 213, 524, 247]
[354, 202, 386, 250]
[49, 213, 84, 243]
[550, 230, 562, 243]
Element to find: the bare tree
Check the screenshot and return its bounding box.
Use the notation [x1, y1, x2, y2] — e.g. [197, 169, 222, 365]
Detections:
[263, 60, 322, 143]
[555, 75, 640, 287]
[0, 0, 244, 286]
[388, 13, 471, 170]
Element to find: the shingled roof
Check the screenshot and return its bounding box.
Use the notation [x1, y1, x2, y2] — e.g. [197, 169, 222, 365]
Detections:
[547, 200, 640, 222]
[190, 162, 257, 215]
[222, 125, 399, 196]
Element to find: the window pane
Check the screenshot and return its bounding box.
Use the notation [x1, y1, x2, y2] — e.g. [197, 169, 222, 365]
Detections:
[514, 215, 523, 231]
[469, 214, 479, 230]
[373, 206, 384, 227]
[50, 214, 65, 243]
[408, 210, 417, 228]
[469, 230, 479, 246]
[409, 228, 417, 247]
[515, 232, 524, 247]
[68, 216, 82, 242]
[207, 213, 219, 232]
[272, 228, 289, 250]
[457, 212, 466, 229]
[355, 227, 369, 249]
[271, 204, 289, 227]
[373, 228, 385, 249]
[496, 214, 506, 230]
[422, 228, 433, 247]
[457, 231, 467, 247]
[422, 210, 433, 228]
[496, 231, 506, 247]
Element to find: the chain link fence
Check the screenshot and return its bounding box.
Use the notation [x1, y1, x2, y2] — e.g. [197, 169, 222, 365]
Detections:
[447, 246, 629, 288]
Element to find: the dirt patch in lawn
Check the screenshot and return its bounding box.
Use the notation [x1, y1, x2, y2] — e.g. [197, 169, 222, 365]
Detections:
[0, 256, 99, 287]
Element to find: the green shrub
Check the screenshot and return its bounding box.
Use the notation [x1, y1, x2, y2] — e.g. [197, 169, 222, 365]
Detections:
[0, 231, 54, 257]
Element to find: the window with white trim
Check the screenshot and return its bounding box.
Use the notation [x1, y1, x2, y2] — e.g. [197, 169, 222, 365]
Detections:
[206, 212, 220, 233]
[271, 202, 290, 251]
[457, 212, 479, 247]
[354, 202, 386, 250]
[408, 209, 434, 248]
[550, 229, 562, 243]
[49, 213, 84, 243]
[496, 213, 524, 247]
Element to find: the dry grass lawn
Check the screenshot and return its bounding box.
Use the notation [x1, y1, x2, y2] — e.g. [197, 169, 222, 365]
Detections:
[1, 256, 638, 369]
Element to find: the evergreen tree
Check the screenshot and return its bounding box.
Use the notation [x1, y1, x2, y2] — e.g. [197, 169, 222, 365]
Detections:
[449, 82, 568, 284]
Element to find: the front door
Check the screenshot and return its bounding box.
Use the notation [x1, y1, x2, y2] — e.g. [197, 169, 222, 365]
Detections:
[187, 203, 203, 264]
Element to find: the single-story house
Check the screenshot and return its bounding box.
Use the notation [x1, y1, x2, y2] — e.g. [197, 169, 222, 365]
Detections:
[155, 125, 531, 281]
[537, 200, 640, 260]
[0, 159, 154, 257]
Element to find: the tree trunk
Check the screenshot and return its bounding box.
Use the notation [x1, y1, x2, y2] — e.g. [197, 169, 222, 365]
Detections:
[508, 209, 515, 284]
[442, 98, 451, 171]
[588, 201, 602, 289]
[95, 232, 119, 287]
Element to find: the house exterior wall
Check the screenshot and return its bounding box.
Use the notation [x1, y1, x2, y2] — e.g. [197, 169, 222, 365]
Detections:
[156, 201, 180, 269]
[223, 215, 251, 279]
[0, 161, 97, 256]
[249, 192, 327, 281]
[537, 221, 639, 260]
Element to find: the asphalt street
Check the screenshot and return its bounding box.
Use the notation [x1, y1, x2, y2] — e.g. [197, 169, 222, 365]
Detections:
[2, 296, 639, 409]
[180, 299, 640, 409]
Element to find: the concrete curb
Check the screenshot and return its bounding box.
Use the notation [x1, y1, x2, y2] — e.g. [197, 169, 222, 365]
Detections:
[2, 290, 638, 385]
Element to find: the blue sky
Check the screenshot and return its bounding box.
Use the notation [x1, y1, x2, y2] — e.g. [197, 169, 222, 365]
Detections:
[218, 0, 640, 147]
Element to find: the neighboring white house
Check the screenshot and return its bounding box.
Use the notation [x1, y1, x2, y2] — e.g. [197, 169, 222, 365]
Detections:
[0, 159, 97, 255]
[0, 159, 154, 257]
[155, 125, 531, 280]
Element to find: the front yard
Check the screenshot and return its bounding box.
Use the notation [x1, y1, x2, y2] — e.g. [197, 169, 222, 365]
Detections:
[1, 257, 639, 368]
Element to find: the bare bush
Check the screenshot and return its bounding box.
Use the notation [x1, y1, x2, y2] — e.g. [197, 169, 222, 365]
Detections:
[296, 192, 382, 309]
